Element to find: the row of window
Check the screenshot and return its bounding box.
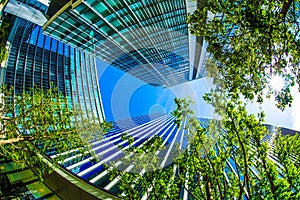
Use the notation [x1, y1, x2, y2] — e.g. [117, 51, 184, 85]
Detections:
[44, 0, 192, 87]
[5, 18, 104, 121]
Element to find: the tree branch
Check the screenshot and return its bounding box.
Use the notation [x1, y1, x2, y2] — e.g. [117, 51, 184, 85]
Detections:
[280, 0, 294, 19]
[229, 114, 251, 199]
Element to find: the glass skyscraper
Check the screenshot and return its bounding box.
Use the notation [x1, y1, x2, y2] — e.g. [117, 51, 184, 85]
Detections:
[49, 113, 181, 196]
[1, 0, 105, 121]
[43, 0, 207, 87]
[47, 113, 297, 199]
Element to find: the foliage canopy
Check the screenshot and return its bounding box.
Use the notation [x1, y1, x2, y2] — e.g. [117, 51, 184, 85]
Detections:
[108, 98, 299, 199]
[0, 19, 10, 64]
[188, 0, 300, 110]
[108, 1, 300, 199]
[0, 85, 111, 180]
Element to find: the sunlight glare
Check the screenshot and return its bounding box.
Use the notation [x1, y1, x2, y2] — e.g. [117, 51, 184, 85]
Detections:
[270, 75, 284, 91]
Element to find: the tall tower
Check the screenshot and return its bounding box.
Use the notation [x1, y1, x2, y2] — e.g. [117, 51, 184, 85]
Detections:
[43, 0, 208, 87]
[48, 113, 293, 199]
[49, 113, 193, 197]
[1, 0, 105, 121]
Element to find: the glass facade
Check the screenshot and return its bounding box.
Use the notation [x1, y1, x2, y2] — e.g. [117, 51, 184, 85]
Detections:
[43, 0, 207, 87]
[3, 16, 105, 121]
[48, 114, 291, 199]
[49, 113, 178, 195]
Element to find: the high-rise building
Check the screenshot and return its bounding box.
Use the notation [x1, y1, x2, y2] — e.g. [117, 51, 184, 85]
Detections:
[48, 113, 206, 197]
[49, 113, 296, 199]
[50, 113, 181, 196]
[1, 0, 105, 121]
[42, 0, 208, 87]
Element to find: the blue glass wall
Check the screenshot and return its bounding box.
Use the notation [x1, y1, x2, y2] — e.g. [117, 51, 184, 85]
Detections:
[4, 17, 105, 121]
[48, 114, 288, 199]
[43, 0, 192, 87]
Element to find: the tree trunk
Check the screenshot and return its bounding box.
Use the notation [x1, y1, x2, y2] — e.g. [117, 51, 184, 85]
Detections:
[280, 0, 294, 18]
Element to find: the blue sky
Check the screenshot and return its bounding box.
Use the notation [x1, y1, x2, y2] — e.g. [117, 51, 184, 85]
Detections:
[97, 59, 176, 122]
[97, 59, 300, 131]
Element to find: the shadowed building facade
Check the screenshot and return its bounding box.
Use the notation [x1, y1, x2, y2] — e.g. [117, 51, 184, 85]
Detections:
[43, 0, 208, 87]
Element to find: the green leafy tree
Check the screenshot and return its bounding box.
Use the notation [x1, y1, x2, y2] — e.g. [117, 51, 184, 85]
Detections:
[187, 0, 300, 110]
[106, 1, 300, 199]
[105, 1, 300, 199]
[108, 97, 299, 199]
[0, 85, 112, 180]
[108, 132, 179, 199]
[0, 20, 10, 63]
[175, 98, 299, 199]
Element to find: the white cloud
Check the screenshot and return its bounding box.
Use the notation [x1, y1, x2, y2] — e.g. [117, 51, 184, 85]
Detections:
[169, 77, 215, 118]
[170, 77, 300, 131]
[290, 87, 300, 131]
[244, 86, 300, 131]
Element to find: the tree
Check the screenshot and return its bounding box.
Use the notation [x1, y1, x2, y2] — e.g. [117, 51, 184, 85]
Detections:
[187, 0, 300, 110]
[0, 18, 10, 64]
[0, 85, 112, 180]
[178, 98, 299, 199]
[108, 132, 179, 199]
[106, 2, 300, 196]
[175, 1, 300, 198]
[105, 1, 300, 199]
[107, 97, 299, 199]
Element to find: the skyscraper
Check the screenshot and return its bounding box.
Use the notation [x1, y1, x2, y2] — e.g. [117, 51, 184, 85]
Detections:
[48, 113, 207, 198]
[49, 113, 296, 199]
[50, 113, 183, 196]
[43, 0, 207, 87]
[1, 0, 105, 121]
